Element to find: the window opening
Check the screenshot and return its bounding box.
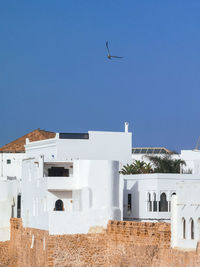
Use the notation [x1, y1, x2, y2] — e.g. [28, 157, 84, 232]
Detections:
[48, 167, 69, 177]
[191, 219, 194, 240]
[153, 193, 157, 212]
[17, 194, 21, 218]
[182, 218, 186, 239]
[128, 194, 132, 212]
[54, 199, 64, 211]
[159, 193, 168, 212]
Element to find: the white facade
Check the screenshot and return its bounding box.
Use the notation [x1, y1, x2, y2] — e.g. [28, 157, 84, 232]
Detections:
[0, 180, 20, 240]
[180, 150, 200, 174]
[22, 158, 120, 234]
[171, 182, 200, 250]
[25, 131, 132, 165]
[0, 153, 23, 241]
[122, 173, 200, 222]
[0, 153, 24, 181]
[21, 129, 132, 234]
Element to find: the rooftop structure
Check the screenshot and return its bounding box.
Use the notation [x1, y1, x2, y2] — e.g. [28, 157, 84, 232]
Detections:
[132, 147, 174, 155]
[0, 129, 55, 153]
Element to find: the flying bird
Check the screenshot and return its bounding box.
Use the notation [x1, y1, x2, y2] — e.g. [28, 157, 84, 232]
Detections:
[106, 41, 123, 60]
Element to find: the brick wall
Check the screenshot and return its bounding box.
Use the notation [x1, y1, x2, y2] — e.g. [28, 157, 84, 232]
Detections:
[1, 219, 200, 266]
[0, 241, 11, 267]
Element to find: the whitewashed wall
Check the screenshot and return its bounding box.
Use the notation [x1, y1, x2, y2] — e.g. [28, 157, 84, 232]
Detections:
[180, 150, 200, 174]
[122, 174, 200, 222]
[0, 180, 20, 241]
[0, 153, 24, 180]
[25, 131, 132, 165]
[21, 157, 121, 234]
[171, 182, 200, 249]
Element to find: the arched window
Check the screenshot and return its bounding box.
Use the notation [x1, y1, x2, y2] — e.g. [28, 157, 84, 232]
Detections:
[54, 199, 64, 211]
[147, 193, 152, 212]
[182, 218, 186, 239]
[159, 193, 168, 212]
[190, 218, 194, 240]
[153, 193, 157, 212]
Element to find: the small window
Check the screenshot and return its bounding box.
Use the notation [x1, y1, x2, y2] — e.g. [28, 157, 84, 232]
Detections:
[54, 199, 64, 211]
[182, 218, 186, 239]
[190, 219, 194, 240]
[153, 193, 157, 212]
[7, 159, 11, 164]
[128, 194, 132, 211]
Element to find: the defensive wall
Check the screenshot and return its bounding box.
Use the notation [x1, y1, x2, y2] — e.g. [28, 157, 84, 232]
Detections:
[0, 219, 200, 266]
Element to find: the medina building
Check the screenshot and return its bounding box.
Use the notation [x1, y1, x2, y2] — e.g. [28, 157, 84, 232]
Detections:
[0, 129, 56, 241]
[122, 173, 200, 223]
[21, 127, 132, 234]
[171, 181, 200, 250]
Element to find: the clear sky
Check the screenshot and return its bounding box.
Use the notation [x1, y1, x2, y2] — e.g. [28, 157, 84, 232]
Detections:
[0, 1, 200, 152]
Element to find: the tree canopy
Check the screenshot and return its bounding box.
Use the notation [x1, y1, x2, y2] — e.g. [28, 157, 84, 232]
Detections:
[120, 156, 186, 175]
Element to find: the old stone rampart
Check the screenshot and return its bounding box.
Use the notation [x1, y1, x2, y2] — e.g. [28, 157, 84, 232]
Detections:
[0, 219, 200, 266]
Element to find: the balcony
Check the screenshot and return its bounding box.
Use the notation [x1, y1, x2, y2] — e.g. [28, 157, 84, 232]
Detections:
[47, 176, 77, 191]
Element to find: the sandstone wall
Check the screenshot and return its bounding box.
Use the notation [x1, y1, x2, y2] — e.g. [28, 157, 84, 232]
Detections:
[1, 219, 200, 267]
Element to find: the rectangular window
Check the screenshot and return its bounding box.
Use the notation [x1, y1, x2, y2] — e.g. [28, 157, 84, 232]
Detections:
[48, 167, 69, 177]
[7, 159, 11, 164]
[128, 194, 132, 211]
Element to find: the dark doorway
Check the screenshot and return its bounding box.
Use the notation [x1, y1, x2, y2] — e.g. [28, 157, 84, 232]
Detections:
[55, 199, 64, 211]
[48, 167, 69, 177]
[17, 194, 21, 218]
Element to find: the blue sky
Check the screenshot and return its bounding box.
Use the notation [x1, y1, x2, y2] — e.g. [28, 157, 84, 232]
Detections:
[0, 1, 200, 152]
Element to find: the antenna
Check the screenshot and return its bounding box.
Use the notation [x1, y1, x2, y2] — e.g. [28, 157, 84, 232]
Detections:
[195, 136, 200, 150]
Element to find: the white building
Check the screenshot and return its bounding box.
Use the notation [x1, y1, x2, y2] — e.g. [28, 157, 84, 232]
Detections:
[21, 127, 132, 234]
[180, 150, 200, 174]
[0, 129, 55, 240]
[171, 181, 200, 250]
[25, 130, 132, 165]
[22, 157, 120, 234]
[122, 173, 200, 222]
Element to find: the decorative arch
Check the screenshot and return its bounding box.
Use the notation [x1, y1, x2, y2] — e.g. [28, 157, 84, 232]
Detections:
[159, 192, 168, 212]
[182, 218, 186, 239]
[54, 199, 64, 211]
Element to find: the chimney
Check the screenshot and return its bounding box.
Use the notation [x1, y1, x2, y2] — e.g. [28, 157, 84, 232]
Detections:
[125, 122, 129, 133]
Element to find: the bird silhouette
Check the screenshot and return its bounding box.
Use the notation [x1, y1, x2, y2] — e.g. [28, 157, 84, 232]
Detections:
[106, 41, 123, 59]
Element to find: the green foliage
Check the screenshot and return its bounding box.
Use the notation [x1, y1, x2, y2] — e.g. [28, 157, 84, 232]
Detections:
[147, 155, 186, 173]
[119, 156, 186, 175]
[119, 160, 153, 175]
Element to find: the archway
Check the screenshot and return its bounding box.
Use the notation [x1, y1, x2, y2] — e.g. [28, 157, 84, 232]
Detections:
[159, 193, 168, 212]
[55, 199, 64, 211]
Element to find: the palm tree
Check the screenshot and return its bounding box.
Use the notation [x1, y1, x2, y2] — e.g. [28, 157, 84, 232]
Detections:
[119, 164, 136, 175]
[119, 161, 153, 175]
[147, 155, 186, 173]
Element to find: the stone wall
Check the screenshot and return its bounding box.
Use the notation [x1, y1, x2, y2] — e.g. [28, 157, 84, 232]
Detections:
[1, 219, 200, 266]
[0, 241, 11, 266]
